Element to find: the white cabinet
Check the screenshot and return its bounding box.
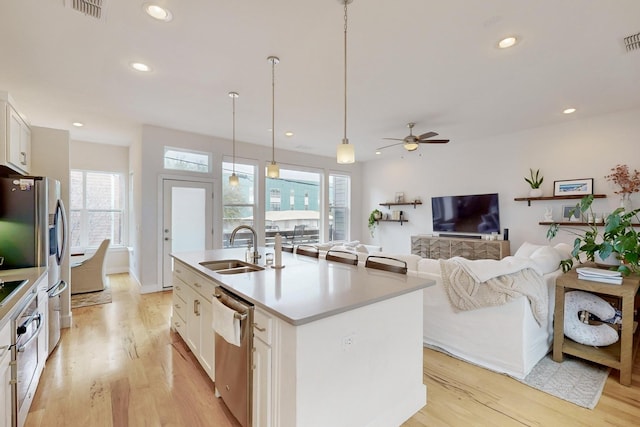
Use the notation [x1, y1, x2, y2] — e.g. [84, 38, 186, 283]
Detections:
[0, 321, 11, 427]
[0, 92, 31, 175]
[172, 260, 216, 381]
[252, 308, 274, 427]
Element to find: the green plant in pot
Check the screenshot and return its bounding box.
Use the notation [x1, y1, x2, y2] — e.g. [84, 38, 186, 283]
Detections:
[368, 209, 382, 237]
[525, 168, 544, 197]
[547, 195, 640, 275]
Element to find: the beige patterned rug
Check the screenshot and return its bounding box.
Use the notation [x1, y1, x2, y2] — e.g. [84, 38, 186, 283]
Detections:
[519, 354, 610, 409]
[71, 286, 112, 309]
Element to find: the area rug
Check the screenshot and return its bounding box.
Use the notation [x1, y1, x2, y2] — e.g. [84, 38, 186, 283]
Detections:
[519, 354, 610, 409]
[71, 286, 112, 309]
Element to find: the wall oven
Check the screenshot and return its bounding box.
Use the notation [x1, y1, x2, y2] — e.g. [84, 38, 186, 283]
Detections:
[12, 289, 44, 427]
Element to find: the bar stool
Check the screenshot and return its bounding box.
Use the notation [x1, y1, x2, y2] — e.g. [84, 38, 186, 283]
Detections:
[325, 249, 358, 266]
[296, 244, 319, 258]
[364, 255, 407, 274]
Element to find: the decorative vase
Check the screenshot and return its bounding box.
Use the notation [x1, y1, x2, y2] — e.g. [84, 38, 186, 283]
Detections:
[620, 193, 632, 212]
[529, 188, 543, 198]
[373, 211, 382, 220]
[595, 251, 621, 268]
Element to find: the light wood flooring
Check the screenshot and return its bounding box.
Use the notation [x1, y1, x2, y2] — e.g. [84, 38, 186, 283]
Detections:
[26, 273, 640, 427]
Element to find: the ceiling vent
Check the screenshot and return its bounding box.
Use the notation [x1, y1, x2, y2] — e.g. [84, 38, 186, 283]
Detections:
[65, 0, 107, 21]
[623, 32, 640, 52]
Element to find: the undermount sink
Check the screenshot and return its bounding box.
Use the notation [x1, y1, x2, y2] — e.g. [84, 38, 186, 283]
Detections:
[199, 259, 264, 274]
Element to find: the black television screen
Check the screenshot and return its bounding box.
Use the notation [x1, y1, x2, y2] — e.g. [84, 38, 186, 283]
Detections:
[431, 193, 500, 234]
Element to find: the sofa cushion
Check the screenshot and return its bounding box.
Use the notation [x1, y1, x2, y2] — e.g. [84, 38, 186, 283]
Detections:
[514, 241, 546, 258]
[529, 245, 564, 274]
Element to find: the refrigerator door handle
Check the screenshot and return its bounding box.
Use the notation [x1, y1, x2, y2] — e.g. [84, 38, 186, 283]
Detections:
[55, 199, 68, 265]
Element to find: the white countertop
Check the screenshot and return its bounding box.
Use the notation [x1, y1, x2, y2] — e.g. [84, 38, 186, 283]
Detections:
[0, 267, 48, 326]
[172, 248, 434, 325]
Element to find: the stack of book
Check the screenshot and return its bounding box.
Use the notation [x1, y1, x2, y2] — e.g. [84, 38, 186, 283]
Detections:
[576, 267, 623, 285]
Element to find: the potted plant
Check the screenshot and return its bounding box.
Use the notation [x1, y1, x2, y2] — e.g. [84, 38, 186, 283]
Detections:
[547, 195, 640, 275]
[524, 168, 544, 197]
[368, 209, 382, 237]
[605, 164, 640, 211]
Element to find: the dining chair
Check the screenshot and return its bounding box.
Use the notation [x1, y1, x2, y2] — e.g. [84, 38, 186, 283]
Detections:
[364, 255, 408, 274]
[325, 249, 358, 266]
[71, 239, 111, 294]
[295, 244, 319, 258]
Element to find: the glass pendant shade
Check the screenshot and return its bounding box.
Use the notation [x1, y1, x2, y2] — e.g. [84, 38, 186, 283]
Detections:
[337, 139, 355, 164]
[404, 142, 419, 151]
[229, 173, 239, 186]
[267, 162, 280, 178]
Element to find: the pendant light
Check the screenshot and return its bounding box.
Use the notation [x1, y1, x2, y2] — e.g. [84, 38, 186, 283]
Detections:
[228, 91, 240, 186]
[266, 56, 280, 179]
[336, 0, 355, 164]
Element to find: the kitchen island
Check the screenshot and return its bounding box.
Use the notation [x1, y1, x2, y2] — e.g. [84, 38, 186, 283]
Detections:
[172, 248, 433, 427]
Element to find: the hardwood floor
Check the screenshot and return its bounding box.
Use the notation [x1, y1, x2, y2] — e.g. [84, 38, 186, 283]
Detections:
[26, 273, 640, 427]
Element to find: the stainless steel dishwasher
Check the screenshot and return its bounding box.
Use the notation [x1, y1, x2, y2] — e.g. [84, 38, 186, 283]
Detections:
[213, 288, 254, 427]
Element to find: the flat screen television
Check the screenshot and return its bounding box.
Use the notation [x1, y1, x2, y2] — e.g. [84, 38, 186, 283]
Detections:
[431, 193, 500, 234]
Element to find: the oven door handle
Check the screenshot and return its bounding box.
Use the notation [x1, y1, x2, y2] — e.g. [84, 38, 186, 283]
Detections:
[16, 313, 43, 353]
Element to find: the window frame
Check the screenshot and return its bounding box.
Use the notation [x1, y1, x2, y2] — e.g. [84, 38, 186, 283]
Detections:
[69, 169, 126, 250]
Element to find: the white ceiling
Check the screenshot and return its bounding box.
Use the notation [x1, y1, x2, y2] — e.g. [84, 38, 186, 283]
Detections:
[1, 0, 639, 162]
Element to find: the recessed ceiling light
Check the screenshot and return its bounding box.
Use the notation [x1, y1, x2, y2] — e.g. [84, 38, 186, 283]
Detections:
[144, 4, 173, 22]
[497, 36, 518, 49]
[72, 122, 84, 127]
[375, 150, 381, 155]
[284, 131, 294, 137]
[563, 108, 577, 114]
[130, 62, 151, 72]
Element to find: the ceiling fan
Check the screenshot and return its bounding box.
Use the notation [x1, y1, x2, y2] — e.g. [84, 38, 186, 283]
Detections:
[378, 122, 449, 152]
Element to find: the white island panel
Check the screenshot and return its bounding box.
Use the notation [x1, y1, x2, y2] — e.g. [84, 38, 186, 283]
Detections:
[275, 290, 426, 427]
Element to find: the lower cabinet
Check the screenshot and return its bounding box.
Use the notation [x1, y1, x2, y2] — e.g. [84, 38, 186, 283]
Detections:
[252, 308, 274, 427]
[0, 322, 11, 427]
[172, 260, 216, 381]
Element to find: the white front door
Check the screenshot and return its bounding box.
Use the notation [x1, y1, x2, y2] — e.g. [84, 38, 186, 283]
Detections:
[162, 179, 214, 288]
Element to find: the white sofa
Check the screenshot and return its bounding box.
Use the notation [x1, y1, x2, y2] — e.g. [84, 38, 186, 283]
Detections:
[416, 242, 572, 379]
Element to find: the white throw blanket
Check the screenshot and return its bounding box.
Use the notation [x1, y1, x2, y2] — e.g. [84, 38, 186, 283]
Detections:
[448, 256, 543, 283]
[439, 258, 548, 326]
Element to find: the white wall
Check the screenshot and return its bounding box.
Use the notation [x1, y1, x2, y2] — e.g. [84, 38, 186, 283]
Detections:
[361, 108, 640, 254]
[135, 125, 362, 293]
[69, 140, 130, 273]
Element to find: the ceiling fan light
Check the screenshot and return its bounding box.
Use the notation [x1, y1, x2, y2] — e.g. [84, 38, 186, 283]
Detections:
[267, 162, 280, 179]
[337, 140, 355, 164]
[404, 142, 419, 151]
[228, 173, 239, 186]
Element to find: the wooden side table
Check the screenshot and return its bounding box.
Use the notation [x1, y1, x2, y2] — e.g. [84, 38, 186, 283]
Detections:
[553, 269, 640, 386]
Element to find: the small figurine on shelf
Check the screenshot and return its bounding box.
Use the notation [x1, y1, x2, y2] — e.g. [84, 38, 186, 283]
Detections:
[543, 207, 553, 221]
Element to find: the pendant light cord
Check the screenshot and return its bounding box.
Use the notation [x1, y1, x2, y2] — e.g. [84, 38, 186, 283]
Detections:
[232, 94, 236, 174]
[271, 57, 276, 163]
[343, 1, 348, 143]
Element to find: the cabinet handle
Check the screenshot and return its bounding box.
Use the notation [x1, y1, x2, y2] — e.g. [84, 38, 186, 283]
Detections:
[194, 299, 201, 316]
[174, 321, 181, 327]
[174, 303, 181, 309]
[175, 268, 182, 274]
[253, 323, 266, 332]
[194, 282, 202, 288]
[175, 285, 181, 291]
[20, 151, 27, 165]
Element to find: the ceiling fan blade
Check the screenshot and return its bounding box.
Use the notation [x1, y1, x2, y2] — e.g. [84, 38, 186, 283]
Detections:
[419, 139, 449, 144]
[417, 131, 438, 140]
[376, 141, 405, 150]
[382, 137, 404, 141]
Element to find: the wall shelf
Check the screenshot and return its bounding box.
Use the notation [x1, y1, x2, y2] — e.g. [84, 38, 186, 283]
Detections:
[379, 201, 422, 209]
[539, 221, 640, 227]
[515, 194, 606, 206]
[377, 219, 407, 226]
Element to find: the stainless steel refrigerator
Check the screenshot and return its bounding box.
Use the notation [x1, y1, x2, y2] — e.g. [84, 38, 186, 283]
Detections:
[0, 176, 68, 353]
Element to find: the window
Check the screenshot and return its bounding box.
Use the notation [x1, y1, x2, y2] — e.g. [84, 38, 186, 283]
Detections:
[222, 160, 256, 247]
[329, 174, 350, 241]
[265, 167, 321, 246]
[164, 146, 211, 173]
[70, 170, 124, 249]
[270, 189, 281, 211]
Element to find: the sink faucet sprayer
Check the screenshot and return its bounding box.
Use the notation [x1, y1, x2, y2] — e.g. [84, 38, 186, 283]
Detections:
[229, 225, 261, 264]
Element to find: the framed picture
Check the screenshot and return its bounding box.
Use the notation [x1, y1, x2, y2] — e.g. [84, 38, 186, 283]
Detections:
[395, 192, 404, 203]
[553, 178, 593, 196]
[562, 205, 581, 221]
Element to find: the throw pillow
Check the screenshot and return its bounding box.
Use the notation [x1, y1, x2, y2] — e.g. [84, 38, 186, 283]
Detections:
[514, 241, 545, 258]
[529, 245, 563, 274]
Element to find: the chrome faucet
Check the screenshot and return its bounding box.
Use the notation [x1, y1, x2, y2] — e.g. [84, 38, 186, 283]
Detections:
[229, 225, 261, 264]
